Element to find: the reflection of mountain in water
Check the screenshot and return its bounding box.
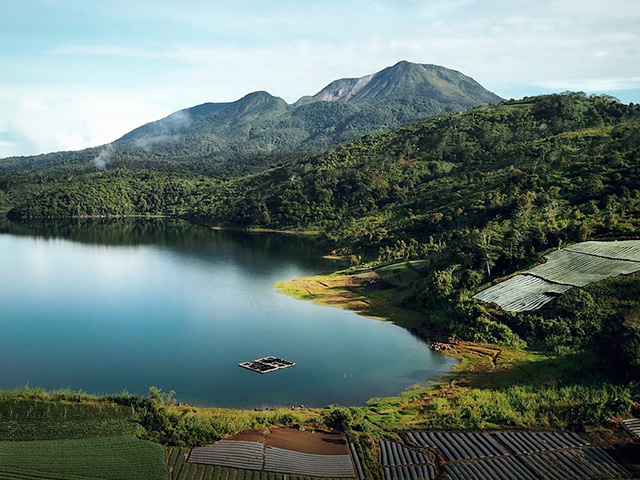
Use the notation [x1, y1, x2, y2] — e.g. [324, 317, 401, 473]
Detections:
[0, 217, 342, 276]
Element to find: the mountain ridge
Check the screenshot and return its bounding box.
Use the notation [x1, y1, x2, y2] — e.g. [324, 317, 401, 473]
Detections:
[1, 61, 502, 177]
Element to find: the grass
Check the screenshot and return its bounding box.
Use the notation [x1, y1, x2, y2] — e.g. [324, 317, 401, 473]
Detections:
[0, 435, 167, 480]
[1, 257, 638, 478]
[155, 404, 325, 447]
[274, 262, 640, 437]
[274, 267, 424, 329]
[358, 344, 639, 433]
[1, 351, 638, 479]
[374, 260, 427, 286]
[0, 389, 164, 480]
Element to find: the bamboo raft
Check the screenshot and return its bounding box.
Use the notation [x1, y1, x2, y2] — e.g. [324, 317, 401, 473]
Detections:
[238, 356, 295, 374]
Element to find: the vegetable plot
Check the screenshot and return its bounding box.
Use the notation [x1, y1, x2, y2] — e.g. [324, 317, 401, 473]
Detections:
[473, 241, 640, 312]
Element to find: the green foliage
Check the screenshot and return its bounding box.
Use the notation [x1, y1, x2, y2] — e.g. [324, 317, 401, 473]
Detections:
[325, 407, 356, 431]
[366, 381, 640, 430]
[5, 169, 217, 219]
[134, 388, 319, 447]
[511, 271, 640, 357]
[600, 308, 640, 381]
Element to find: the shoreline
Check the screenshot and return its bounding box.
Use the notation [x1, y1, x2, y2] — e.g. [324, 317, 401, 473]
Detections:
[273, 267, 549, 386]
[274, 269, 425, 329]
[208, 224, 322, 236]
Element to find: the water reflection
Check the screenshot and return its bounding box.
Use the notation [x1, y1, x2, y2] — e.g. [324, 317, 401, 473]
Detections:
[0, 218, 456, 407]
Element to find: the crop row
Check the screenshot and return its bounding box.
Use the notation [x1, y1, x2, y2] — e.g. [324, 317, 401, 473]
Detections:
[0, 435, 167, 480]
[473, 274, 571, 312]
[474, 241, 640, 312]
[566, 240, 640, 262]
[0, 399, 135, 441]
[527, 249, 640, 287]
[379, 440, 434, 467]
[264, 446, 356, 477]
[167, 448, 355, 480]
[0, 466, 107, 480]
[0, 399, 132, 422]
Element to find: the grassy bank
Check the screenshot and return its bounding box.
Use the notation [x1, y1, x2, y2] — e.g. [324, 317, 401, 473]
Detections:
[274, 268, 425, 329]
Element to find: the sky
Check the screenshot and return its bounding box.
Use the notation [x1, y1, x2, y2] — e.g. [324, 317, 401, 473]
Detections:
[1, 0, 639, 159]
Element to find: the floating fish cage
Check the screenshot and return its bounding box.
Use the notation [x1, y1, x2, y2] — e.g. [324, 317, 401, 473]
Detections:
[239, 356, 295, 374]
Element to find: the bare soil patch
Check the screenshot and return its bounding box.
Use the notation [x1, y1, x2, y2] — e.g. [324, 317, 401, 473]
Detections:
[266, 427, 349, 455]
[226, 429, 266, 443]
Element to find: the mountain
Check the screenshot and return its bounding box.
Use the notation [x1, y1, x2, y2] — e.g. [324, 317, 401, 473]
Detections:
[0, 61, 501, 177]
[298, 61, 500, 105]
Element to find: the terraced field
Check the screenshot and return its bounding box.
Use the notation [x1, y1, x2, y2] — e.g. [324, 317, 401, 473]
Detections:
[0, 435, 167, 480]
[474, 240, 640, 312]
[528, 249, 640, 287]
[383, 430, 631, 480]
[566, 241, 640, 261]
[0, 395, 167, 480]
[167, 447, 358, 480]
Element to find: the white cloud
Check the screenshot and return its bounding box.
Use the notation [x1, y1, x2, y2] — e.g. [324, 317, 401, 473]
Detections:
[537, 77, 640, 92]
[48, 45, 167, 58]
[0, 87, 172, 157]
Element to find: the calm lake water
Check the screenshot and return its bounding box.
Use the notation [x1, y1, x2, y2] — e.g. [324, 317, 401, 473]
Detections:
[0, 219, 456, 408]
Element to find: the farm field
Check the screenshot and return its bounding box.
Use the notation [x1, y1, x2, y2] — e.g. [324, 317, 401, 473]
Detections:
[473, 241, 640, 312]
[0, 435, 167, 480]
[167, 446, 358, 480]
[0, 466, 108, 480]
[376, 430, 630, 480]
[0, 392, 166, 480]
[378, 440, 438, 480]
[184, 428, 358, 479]
[0, 396, 137, 441]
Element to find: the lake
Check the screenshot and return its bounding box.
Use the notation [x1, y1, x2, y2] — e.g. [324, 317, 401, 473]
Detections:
[0, 219, 456, 408]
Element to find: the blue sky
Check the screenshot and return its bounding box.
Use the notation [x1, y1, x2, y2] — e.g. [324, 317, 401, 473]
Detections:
[1, 0, 639, 158]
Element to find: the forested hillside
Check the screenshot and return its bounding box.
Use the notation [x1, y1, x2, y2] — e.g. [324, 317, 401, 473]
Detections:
[4, 92, 640, 368]
[196, 93, 640, 258]
[187, 92, 640, 363]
